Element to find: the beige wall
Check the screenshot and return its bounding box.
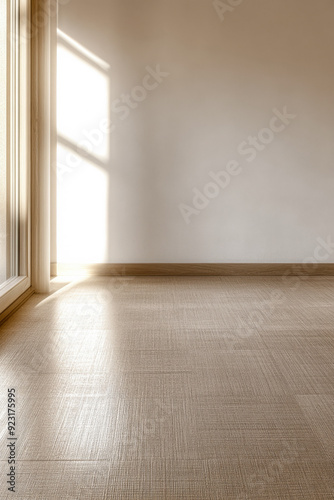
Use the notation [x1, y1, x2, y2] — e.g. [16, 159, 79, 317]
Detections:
[56, 0, 334, 264]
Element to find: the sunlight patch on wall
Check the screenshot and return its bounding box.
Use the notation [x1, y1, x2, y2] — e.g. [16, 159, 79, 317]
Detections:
[57, 144, 108, 263]
[57, 30, 110, 263]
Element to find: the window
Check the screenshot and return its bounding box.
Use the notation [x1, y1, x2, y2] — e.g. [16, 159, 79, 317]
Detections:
[0, 0, 19, 288]
[0, 0, 31, 314]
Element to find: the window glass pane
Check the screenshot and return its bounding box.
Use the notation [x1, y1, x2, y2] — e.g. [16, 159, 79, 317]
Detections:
[0, 0, 19, 289]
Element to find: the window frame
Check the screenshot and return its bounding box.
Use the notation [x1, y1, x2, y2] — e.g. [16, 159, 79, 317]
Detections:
[0, 0, 32, 315]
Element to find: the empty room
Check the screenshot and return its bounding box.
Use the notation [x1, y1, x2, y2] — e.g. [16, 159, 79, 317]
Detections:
[0, 0, 334, 498]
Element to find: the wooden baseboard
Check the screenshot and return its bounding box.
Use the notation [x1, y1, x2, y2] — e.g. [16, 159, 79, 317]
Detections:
[51, 263, 334, 277]
[0, 287, 35, 326]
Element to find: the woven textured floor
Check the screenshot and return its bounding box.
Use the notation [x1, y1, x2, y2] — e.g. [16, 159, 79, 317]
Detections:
[0, 276, 334, 499]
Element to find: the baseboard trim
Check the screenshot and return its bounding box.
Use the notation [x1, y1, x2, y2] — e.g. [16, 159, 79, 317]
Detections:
[51, 263, 334, 277]
[0, 287, 35, 326]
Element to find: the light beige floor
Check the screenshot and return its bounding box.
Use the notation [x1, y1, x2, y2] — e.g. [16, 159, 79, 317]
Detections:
[0, 276, 334, 499]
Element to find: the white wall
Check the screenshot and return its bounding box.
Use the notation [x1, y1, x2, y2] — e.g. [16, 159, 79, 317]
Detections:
[56, 0, 334, 264]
